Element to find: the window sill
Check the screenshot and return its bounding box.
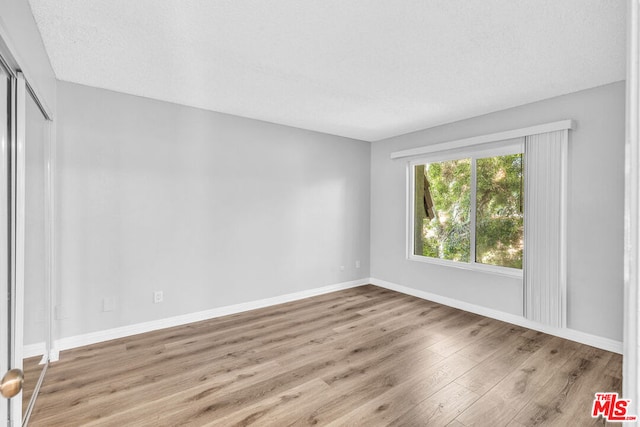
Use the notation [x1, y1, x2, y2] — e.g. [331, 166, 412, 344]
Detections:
[407, 254, 524, 279]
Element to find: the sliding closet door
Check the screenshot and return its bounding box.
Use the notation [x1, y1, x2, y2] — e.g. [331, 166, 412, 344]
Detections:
[20, 82, 51, 423]
[0, 59, 16, 425]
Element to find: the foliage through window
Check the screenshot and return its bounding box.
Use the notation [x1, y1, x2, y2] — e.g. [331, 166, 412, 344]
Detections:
[412, 150, 524, 271]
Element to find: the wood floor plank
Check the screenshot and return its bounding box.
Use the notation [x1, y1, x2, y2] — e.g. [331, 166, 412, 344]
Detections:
[73, 316, 442, 425]
[36, 309, 372, 418]
[201, 378, 331, 427]
[512, 345, 615, 426]
[161, 293, 371, 349]
[39, 326, 350, 424]
[454, 331, 553, 396]
[21, 355, 43, 414]
[333, 296, 439, 334]
[27, 285, 623, 426]
[387, 382, 480, 426]
[289, 337, 446, 425]
[324, 353, 478, 426]
[41, 360, 286, 426]
[36, 295, 375, 404]
[453, 322, 527, 363]
[426, 318, 500, 358]
[455, 336, 580, 426]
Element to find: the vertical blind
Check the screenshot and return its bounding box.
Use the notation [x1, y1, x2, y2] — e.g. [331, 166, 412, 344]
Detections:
[524, 129, 568, 328]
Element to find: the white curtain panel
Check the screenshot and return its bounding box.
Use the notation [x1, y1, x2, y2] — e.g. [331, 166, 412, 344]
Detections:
[524, 129, 568, 328]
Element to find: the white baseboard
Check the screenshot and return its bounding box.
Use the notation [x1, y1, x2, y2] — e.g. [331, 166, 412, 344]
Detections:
[24, 343, 58, 364]
[370, 277, 623, 354]
[50, 276, 622, 359]
[23, 341, 46, 360]
[52, 278, 369, 355]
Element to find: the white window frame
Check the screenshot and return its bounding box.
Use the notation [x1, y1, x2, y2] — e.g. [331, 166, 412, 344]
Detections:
[407, 138, 525, 279]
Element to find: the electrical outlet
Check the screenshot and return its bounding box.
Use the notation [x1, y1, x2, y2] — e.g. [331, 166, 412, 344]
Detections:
[154, 290, 163, 304]
[340, 265, 345, 271]
[355, 260, 361, 269]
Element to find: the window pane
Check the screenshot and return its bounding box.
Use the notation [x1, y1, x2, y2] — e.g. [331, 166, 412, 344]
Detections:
[475, 153, 524, 269]
[414, 159, 471, 262]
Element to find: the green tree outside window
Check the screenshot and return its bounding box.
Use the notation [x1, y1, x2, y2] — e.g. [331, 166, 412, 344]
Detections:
[414, 153, 523, 269]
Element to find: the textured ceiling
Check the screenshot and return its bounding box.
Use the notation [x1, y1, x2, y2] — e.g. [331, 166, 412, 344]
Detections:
[29, 0, 626, 141]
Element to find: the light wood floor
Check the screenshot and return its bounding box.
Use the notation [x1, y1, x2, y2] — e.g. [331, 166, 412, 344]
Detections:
[27, 285, 621, 426]
[22, 355, 43, 415]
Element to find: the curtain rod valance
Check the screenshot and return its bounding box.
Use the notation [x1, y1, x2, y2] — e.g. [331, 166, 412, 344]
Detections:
[390, 119, 575, 160]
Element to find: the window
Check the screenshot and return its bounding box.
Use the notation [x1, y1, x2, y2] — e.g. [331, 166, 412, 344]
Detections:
[410, 142, 524, 275]
[475, 153, 524, 269]
[414, 158, 471, 263]
[398, 122, 572, 325]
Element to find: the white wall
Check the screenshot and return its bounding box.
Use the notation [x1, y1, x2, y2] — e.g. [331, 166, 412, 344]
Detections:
[371, 81, 625, 341]
[55, 81, 370, 339]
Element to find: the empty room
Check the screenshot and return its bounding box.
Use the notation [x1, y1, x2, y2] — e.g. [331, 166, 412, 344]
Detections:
[1, 0, 639, 426]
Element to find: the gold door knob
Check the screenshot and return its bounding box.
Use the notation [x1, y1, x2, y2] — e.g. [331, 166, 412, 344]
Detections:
[0, 368, 24, 398]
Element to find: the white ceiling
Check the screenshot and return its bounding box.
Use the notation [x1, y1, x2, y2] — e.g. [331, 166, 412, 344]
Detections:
[29, 0, 626, 142]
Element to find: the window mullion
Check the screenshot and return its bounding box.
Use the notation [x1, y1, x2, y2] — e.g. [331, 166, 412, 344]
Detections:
[470, 157, 477, 265]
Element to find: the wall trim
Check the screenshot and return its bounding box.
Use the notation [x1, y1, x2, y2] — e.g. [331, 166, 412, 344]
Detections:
[51, 276, 621, 359]
[22, 341, 46, 359]
[52, 278, 369, 355]
[370, 277, 623, 354]
[390, 119, 575, 160]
